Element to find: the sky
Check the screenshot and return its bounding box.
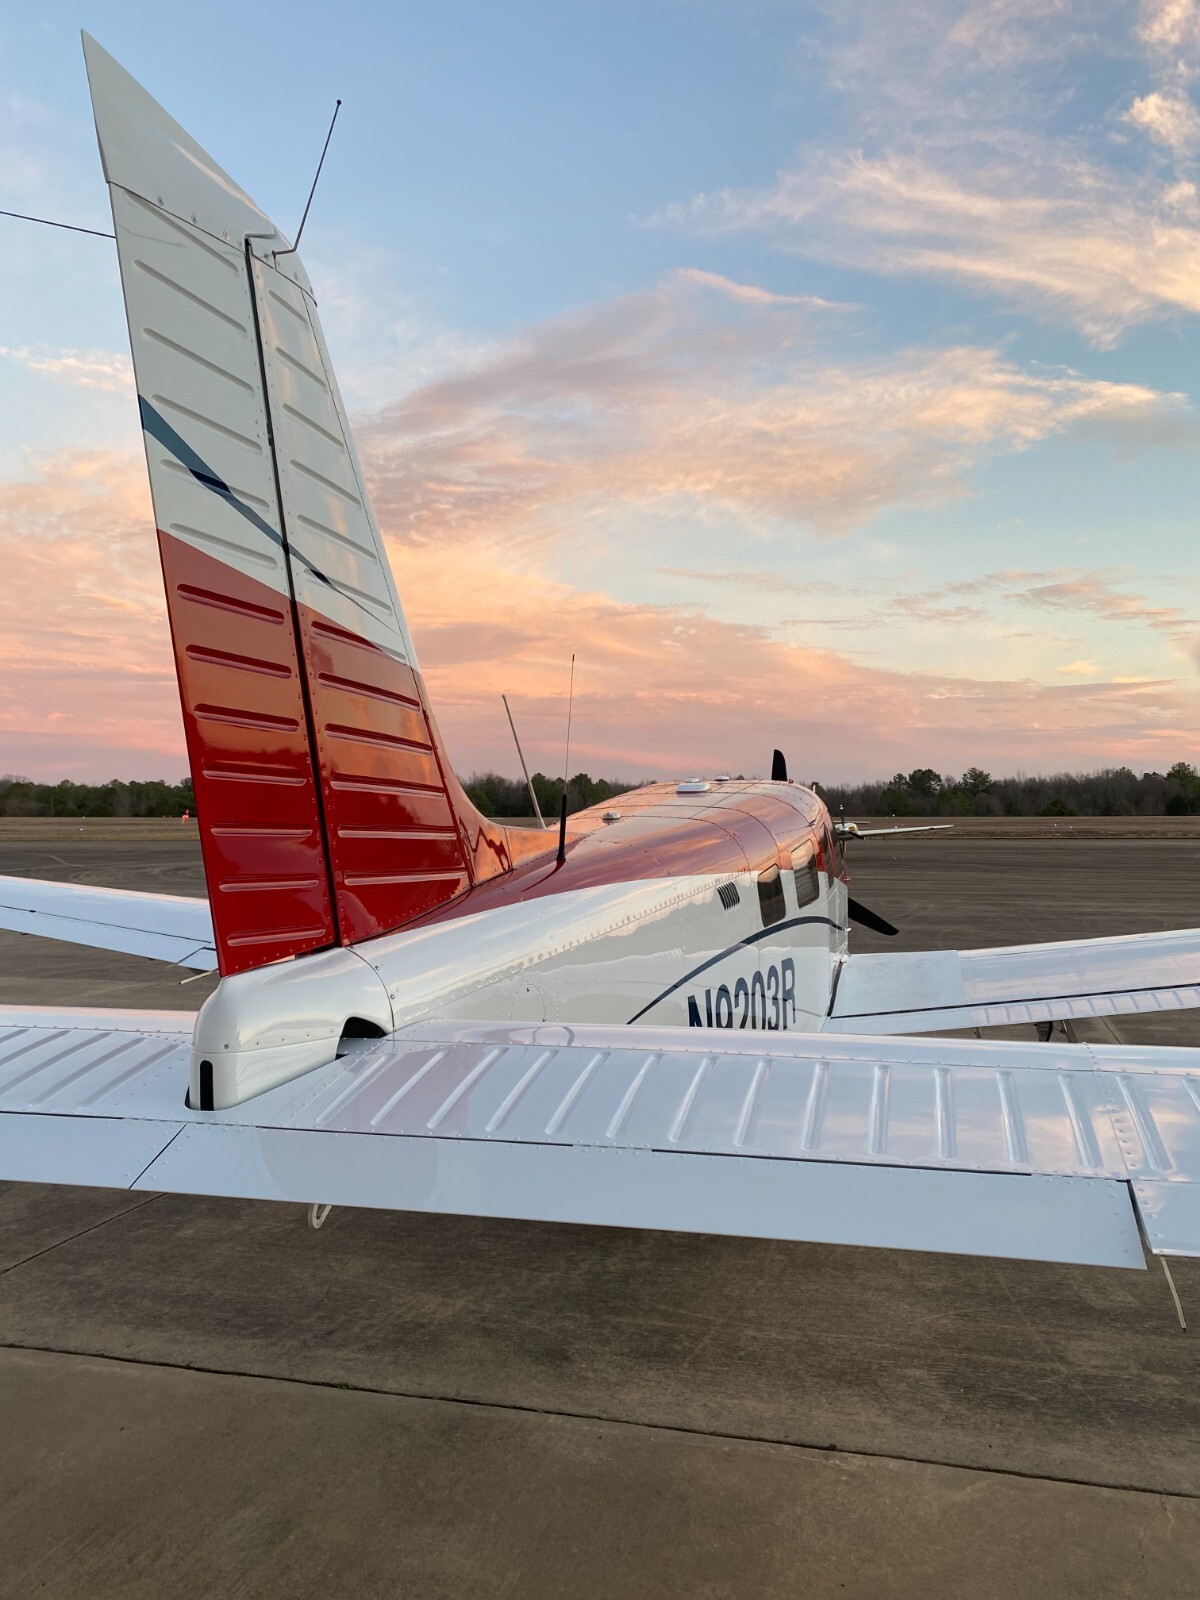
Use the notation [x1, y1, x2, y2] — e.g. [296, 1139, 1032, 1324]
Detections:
[3, 0, 1200, 786]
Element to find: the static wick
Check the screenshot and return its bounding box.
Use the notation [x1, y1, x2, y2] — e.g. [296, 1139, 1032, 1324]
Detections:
[1161, 1256, 1188, 1332]
[0, 207, 113, 239]
[276, 98, 342, 260]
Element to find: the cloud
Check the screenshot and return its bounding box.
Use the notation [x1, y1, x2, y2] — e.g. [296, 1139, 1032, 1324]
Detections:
[0, 449, 185, 779]
[671, 267, 848, 310]
[1058, 658, 1100, 674]
[645, 3, 1200, 344]
[0, 345, 133, 393]
[1137, 0, 1200, 63]
[2, 444, 1196, 784]
[392, 531, 1199, 781]
[930, 566, 1200, 675]
[984, 570, 1199, 636]
[655, 145, 1200, 346]
[355, 269, 1187, 549]
[821, 0, 1128, 130]
[1123, 88, 1200, 154]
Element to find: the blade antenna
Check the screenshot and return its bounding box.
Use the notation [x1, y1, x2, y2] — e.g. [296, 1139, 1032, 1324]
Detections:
[275, 98, 342, 261]
[503, 693, 546, 829]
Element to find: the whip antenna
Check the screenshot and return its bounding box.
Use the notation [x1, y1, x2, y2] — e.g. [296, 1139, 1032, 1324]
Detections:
[556, 654, 576, 867]
[275, 98, 341, 260]
[502, 693, 546, 829]
[562, 654, 575, 790]
[0, 208, 113, 239]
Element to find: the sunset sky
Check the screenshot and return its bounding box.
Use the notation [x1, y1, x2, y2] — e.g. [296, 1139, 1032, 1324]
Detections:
[3, 1, 1200, 785]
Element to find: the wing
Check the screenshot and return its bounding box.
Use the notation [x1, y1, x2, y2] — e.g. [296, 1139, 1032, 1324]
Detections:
[0, 878, 215, 970]
[839, 824, 954, 838]
[825, 927, 1200, 1034]
[3, 1011, 1198, 1267]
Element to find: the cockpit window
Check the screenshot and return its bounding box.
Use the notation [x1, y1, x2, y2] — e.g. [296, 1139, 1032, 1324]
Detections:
[793, 840, 819, 908]
[757, 863, 786, 927]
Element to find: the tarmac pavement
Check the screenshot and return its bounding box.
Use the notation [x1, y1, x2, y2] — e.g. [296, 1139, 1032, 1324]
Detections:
[1, 834, 1199, 1596]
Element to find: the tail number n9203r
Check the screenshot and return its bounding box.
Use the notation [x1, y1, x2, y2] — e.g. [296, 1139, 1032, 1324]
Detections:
[687, 959, 796, 1030]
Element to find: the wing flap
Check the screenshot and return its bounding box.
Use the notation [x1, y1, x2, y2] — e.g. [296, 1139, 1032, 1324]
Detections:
[0, 878, 216, 970]
[135, 1125, 1144, 1269]
[826, 929, 1200, 1034]
[5, 1014, 1200, 1264]
[0, 1113, 182, 1190]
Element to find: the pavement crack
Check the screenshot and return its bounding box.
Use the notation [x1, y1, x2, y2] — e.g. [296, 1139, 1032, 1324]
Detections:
[2, 1339, 1199, 1504]
[0, 1193, 162, 1276]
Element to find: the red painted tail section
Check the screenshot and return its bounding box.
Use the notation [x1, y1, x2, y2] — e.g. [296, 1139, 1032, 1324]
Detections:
[158, 532, 337, 975]
[297, 607, 527, 944]
[161, 531, 549, 975]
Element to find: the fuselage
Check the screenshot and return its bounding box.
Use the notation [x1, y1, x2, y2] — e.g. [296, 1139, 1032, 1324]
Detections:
[192, 778, 851, 1104]
[373, 777, 850, 1032]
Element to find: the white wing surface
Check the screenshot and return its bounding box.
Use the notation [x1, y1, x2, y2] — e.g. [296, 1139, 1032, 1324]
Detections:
[0, 879, 215, 970]
[839, 824, 954, 838]
[826, 928, 1200, 1034]
[4, 1012, 1200, 1266]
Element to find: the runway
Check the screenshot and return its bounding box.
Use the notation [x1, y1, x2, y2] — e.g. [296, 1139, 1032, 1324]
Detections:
[1, 833, 1199, 1596]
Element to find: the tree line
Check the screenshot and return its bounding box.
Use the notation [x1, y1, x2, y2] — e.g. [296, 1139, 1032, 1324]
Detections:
[815, 764, 1200, 819]
[5, 763, 1200, 820]
[0, 770, 641, 819]
[462, 771, 643, 818]
[0, 776, 196, 818]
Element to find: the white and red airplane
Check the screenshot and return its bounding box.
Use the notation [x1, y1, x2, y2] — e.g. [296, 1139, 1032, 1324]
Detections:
[2, 35, 1200, 1276]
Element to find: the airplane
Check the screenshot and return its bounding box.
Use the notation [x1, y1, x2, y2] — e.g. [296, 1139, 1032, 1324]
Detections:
[2, 34, 1200, 1282]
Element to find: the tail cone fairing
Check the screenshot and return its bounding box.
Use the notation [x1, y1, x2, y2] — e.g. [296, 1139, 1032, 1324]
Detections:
[83, 36, 543, 976]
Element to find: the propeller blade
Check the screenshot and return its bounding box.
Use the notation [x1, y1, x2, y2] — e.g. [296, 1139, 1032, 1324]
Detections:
[847, 896, 899, 937]
[771, 748, 788, 782]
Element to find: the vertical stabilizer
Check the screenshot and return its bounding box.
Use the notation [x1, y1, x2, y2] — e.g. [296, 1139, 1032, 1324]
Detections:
[84, 34, 542, 976]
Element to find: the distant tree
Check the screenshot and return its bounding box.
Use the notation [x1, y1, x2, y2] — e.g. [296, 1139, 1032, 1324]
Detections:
[906, 767, 941, 800]
[878, 781, 918, 816]
[463, 770, 643, 819]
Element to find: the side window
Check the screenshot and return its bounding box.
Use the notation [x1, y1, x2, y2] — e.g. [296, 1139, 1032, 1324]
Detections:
[823, 825, 840, 876]
[793, 840, 819, 907]
[757, 864, 786, 927]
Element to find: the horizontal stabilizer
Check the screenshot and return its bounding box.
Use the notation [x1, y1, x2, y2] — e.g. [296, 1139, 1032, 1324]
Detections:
[826, 927, 1200, 1034]
[0, 878, 215, 969]
[5, 1013, 1200, 1266]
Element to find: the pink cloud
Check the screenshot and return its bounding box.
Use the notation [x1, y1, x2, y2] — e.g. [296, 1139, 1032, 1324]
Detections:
[0, 450, 186, 780]
[358, 271, 1184, 546]
[390, 537, 1199, 782]
[655, 144, 1200, 347]
[2, 443, 1195, 785]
